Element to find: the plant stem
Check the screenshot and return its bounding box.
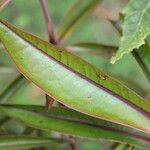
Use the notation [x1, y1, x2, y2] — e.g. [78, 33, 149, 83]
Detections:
[69, 136, 76, 150]
[39, 0, 57, 44]
[70, 142, 76, 150]
[39, 1, 76, 149]
[132, 51, 150, 84]
[40, 0, 58, 112]
[45, 94, 54, 112]
[0, 0, 11, 11]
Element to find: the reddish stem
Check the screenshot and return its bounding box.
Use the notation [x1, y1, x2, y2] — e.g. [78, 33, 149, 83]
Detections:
[39, 0, 57, 44]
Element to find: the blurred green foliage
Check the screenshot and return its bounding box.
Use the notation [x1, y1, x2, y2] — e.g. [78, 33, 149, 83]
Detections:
[0, 0, 150, 149]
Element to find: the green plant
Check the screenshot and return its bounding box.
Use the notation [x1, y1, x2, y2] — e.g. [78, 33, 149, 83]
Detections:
[0, 0, 150, 149]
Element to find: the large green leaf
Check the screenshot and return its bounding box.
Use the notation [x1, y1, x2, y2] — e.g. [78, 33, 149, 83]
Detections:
[0, 136, 63, 150]
[0, 105, 150, 149]
[111, 0, 150, 64]
[0, 20, 150, 133]
[57, 0, 101, 42]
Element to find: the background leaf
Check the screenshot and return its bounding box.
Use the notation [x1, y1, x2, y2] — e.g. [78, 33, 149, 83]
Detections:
[0, 20, 150, 133]
[57, 0, 102, 42]
[68, 42, 117, 57]
[0, 105, 150, 149]
[0, 74, 27, 103]
[111, 0, 150, 63]
[0, 136, 64, 150]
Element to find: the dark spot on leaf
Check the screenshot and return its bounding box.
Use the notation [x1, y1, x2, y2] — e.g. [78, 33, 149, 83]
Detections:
[87, 95, 91, 99]
[98, 74, 107, 80]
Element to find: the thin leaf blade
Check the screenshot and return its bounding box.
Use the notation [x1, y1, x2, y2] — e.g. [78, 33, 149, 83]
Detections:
[69, 42, 117, 57]
[0, 105, 150, 149]
[0, 136, 63, 150]
[57, 0, 101, 42]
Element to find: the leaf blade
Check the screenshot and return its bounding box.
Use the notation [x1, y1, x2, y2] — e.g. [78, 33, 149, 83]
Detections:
[0, 105, 150, 149]
[0, 20, 150, 133]
[0, 136, 63, 150]
[111, 0, 150, 63]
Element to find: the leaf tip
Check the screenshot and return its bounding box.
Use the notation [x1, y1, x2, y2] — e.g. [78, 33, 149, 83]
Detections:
[110, 46, 129, 64]
[110, 56, 116, 64]
[110, 54, 121, 64]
